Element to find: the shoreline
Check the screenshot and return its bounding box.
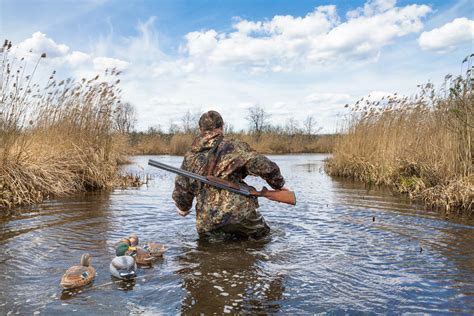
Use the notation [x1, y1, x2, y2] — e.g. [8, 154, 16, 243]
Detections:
[325, 164, 473, 218]
[128, 151, 333, 156]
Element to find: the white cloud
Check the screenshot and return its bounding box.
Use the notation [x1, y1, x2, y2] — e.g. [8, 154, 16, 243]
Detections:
[419, 17, 474, 53]
[184, 30, 219, 57]
[153, 59, 195, 76]
[346, 0, 397, 18]
[15, 31, 69, 58]
[182, 1, 431, 72]
[66, 51, 91, 67]
[93, 57, 130, 71]
[12, 32, 129, 74]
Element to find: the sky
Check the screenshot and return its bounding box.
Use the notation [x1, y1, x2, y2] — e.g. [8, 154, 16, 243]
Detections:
[1, 0, 473, 132]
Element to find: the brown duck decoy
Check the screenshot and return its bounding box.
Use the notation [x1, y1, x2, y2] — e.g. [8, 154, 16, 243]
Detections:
[60, 253, 96, 289]
[128, 234, 167, 258]
[126, 246, 154, 266]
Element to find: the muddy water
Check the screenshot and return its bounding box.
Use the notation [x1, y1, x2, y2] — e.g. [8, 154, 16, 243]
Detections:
[0, 154, 473, 314]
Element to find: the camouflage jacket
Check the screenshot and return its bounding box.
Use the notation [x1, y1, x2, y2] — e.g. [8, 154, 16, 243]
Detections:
[172, 130, 285, 234]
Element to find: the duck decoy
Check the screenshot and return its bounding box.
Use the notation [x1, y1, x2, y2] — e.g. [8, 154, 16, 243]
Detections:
[129, 234, 167, 258]
[110, 243, 137, 280]
[60, 253, 96, 289]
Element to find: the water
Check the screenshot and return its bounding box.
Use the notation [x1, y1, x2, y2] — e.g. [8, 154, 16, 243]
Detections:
[1, 154, 473, 314]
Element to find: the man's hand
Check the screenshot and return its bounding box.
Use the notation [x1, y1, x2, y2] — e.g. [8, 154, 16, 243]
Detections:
[177, 207, 191, 217]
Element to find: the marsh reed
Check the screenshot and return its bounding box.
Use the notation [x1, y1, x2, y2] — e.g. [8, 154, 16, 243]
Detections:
[325, 56, 473, 215]
[0, 40, 136, 209]
[129, 131, 334, 156]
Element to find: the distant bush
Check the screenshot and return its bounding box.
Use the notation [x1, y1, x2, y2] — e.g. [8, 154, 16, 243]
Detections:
[129, 131, 335, 156]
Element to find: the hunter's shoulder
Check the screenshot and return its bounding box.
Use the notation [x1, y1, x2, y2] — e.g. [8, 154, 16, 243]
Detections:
[222, 136, 254, 152]
[182, 149, 200, 167]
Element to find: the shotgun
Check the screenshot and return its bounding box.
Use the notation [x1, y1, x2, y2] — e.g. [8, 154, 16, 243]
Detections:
[148, 159, 296, 206]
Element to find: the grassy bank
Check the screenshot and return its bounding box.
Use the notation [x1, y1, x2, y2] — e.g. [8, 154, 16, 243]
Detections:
[325, 57, 473, 216]
[129, 132, 335, 155]
[0, 41, 136, 209]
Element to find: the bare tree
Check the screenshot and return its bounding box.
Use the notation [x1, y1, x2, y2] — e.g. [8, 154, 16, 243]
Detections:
[168, 121, 180, 134]
[114, 102, 136, 134]
[246, 105, 269, 135]
[224, 122, 234, 134]
[147, 125, 163, 135]
[303, 115, 322, 135]
[285, 117, 300, 136]
[181, 110, 200, 134]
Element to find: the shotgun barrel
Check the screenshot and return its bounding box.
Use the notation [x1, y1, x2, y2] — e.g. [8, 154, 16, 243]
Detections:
[148, 159, 296, 205]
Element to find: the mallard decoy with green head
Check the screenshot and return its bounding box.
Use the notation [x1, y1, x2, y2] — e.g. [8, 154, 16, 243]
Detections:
[110, 243, 137, 280]
[60, 253, 96, 289]
[116, 236, 153, 265]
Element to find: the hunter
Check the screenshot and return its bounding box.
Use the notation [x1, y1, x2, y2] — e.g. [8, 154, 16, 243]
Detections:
[172, 110, 286, 239]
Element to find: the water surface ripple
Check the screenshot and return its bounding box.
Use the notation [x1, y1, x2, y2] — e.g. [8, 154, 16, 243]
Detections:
[0, 154, 473, 314]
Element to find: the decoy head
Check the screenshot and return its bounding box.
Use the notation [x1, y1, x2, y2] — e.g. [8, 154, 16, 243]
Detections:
[128, 234, 139, 246]
[80, 253, 92, 267]
[118, 238, 131, 246]
[116, 243, 131, 256]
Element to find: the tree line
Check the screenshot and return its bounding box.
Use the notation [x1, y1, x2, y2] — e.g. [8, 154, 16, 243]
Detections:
[123, 104, 323, 137]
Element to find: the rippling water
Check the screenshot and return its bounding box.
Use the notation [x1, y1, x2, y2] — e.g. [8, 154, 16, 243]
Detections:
[1, 154, 473, 314]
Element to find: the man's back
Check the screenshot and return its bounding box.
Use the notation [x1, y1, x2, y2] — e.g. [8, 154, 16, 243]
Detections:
[172, 111, 285, 238]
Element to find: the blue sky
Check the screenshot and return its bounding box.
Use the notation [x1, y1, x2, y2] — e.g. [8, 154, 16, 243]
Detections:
[1, 0, 473, 131]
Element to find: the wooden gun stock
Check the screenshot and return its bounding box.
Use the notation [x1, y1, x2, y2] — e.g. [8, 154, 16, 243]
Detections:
[206, 176, 296, 206]
[250, 187, 297, 205]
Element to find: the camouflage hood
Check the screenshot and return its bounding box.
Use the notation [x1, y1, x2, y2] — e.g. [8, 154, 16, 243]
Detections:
[190, 130, 223, 153]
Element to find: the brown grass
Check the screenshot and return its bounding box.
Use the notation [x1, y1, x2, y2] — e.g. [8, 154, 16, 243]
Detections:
[325, 57, 473, 216]
[0, 41, 137, 209]
[129, 132, 334, 155]
[236, 133, 334, 154]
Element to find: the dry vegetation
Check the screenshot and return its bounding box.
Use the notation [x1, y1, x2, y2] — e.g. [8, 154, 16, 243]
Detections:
[129, 107, 335, 155]
[0, 40, 138, 209]
[129, 132, 335, 155]
[325, 56, 473, 216]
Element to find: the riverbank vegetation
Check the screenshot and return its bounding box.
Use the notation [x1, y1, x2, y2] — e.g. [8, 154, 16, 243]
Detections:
[0, 40, 138, 209]
[128, 107, 334, 155]
[128, 131, 335, 156]
[326, 56, 473, 216]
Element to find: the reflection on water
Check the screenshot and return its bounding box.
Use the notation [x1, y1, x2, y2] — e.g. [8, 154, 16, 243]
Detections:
[0, 154, 473, 314]
[178, 237, 285, 314]
[294, 162, 320, 173]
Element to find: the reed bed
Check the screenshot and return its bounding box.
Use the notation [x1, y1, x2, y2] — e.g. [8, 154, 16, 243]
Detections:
[325, 56, 473, 216]
[0, 40, 137, 209]
[129, 132, 334, 155]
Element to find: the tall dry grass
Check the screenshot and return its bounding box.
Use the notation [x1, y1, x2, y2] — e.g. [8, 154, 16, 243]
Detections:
[129, 132, 334, 155]
[0, 40, 134, 209]
[236, 133, 334, 154]
[326, 56, 473, 216]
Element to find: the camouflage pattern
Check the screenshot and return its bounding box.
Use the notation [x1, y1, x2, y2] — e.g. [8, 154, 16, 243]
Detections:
[172, 129, 285, 238]
[198, 110, 224, 131]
